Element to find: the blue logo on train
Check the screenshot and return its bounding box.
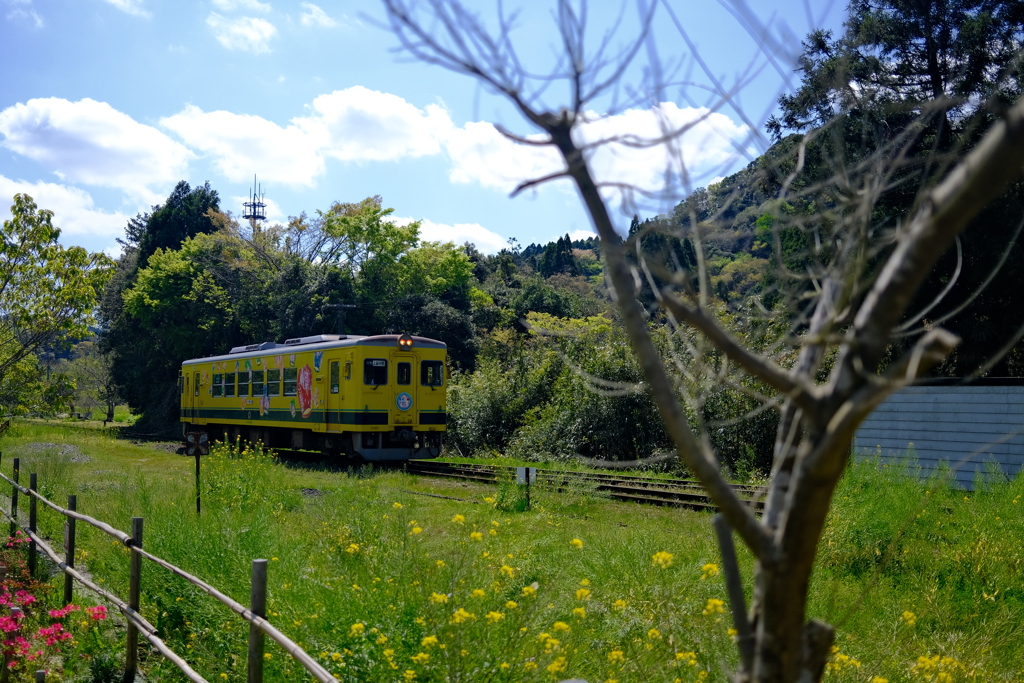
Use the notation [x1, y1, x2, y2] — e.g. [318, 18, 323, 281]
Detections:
[396, 392, 413, 411]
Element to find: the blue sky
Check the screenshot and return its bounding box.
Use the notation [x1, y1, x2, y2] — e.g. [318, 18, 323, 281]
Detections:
[0, 0, 844, 256]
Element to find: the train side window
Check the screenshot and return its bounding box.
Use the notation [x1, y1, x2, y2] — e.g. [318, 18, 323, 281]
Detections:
[252, 370, 264, 396]
[224, 372, 236, 397]
[397, 362, 411, 385]
[420, 360, 444, 386]
[194, 373, 200, 397]
[330, 362, 340, 394]
[180, 375, 185, 395]
[212, 373, 223, 397]
[284, 368, 298, 396]
[364, 359, 387, 385]
[238, 370, 250, 397]
[267, 369, 281, 396]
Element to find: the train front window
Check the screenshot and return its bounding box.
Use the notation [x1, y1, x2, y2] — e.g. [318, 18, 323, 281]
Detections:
[252, 370, 264, 396]
[267, 369, 280, 396]
[397, 362, 411, 385]
[364, 359, 387, 386]
[238, 370, 250, 397]
[224, 373, 236, 397]
[212, 374, 223, 397]
[284, 368, 297, 396]
[421, 361, 444, 386]
[330, 361, 340, 394]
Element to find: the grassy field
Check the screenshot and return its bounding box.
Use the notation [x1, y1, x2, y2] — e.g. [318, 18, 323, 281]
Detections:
[0, 422, 1021, 682]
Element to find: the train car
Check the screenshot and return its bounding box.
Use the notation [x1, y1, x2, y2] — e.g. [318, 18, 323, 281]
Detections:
[179, 333, 446, 460]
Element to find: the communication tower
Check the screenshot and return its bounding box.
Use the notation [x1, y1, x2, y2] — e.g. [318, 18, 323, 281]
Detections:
[243, 175, 267, 222]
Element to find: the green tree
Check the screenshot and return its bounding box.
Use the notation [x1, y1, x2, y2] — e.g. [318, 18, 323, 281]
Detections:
[0, 194, 113, 386]
[58, 340, 120, 422]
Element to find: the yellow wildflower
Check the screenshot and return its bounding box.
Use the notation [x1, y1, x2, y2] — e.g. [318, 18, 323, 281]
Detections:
[522, 584, 536, 597]
[575, 588, 591, 601]
[349, 623, 365, 637]
[471, 589, 486, 598]
[612, 599, 626, 610]
[489, 529, 498, 536]
[429, 592, 449, 604]
[376, 635, 388, 645]
[485, 611, 505, 624]
[500, 565, 515, 577]
[393, 502, 404, 509]
[524, 662, 537, 671]
[506, 600, 519, 609]
[452, 514, 466, 524]
[648, 628, 661, 639]
[553, 621, 571, 632]
[608, 650, 625, 665]
[500, 662, 510, 670]
[902, 610, 917, 626]
[411, 527, 423, 534]
[421, 635, 438, 648]
[547, 657, 567, 674]
[435, 560, 445, 568]
[700, 563, 719, 580]
[484, 497, 495, 504]
[345, 543, 360, 554]
[702, 599, 725, 616]
[331, 652, 342, 662]
[870, 678, 889, 683]
[570, 538, 584, 549]
[451, 608, 476, 624]
[579, 578, 590, 586]
[491, 520, 500, 526]
[470, 531, 484, 541]
[675, 651, 697, 666]
[411, 653, 430, 665]
[652, 551, 674, 568]
[403, 670, 417, 682]
[573, 607, 586, 619]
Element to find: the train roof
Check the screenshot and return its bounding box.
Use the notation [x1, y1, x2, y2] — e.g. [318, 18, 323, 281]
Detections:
[181, 334, 447, 366]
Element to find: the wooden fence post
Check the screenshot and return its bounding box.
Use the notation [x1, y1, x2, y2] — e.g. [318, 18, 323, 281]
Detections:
[196, 452, 201, 516]
[28, 473, 36, 576]
[123, 517, 143, 683]
[64, 494, 77, 605]
[9, 458, 18, 538]
[247, 559, 268, 683]
[34, 670, 45, 683]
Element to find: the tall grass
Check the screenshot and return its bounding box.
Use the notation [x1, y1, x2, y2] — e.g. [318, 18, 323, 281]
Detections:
[0, 423, 1021, 682]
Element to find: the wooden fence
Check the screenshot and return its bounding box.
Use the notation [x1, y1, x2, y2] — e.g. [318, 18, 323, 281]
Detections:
[0, 453, 334, 683]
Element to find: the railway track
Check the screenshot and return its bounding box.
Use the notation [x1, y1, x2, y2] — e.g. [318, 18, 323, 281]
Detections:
[402, 460, 764, 512]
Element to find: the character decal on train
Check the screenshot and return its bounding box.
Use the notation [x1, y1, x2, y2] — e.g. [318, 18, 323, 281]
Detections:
[396, 392, 412, 411]
[298, 365, 313, 418]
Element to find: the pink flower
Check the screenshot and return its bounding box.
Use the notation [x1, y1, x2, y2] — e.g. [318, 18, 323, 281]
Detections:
[85, 605, 107, 621]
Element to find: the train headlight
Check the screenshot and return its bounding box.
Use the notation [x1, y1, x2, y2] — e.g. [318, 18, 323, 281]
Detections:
[398, 333, 413, 349]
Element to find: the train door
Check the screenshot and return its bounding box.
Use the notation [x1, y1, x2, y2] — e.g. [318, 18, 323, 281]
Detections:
[391, 353, 417, 427]
[325, 357, 342, 432]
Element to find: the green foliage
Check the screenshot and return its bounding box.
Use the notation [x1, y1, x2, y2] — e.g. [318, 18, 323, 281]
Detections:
[0, 194, 113, 385]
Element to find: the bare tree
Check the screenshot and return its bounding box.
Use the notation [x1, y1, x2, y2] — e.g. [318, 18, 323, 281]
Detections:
[380, 1, 1024, 681]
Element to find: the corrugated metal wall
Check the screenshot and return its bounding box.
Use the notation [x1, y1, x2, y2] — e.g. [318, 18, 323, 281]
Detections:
[853, 384, 1024, 488]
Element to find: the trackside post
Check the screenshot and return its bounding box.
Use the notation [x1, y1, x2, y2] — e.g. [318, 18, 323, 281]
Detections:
[65, 494, 77, 605]
[248, 559, 269, 683]
[28, 473, 37, 576]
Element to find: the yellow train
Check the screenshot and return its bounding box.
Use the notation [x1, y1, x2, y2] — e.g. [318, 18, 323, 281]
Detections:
[179, 333, 446, 460]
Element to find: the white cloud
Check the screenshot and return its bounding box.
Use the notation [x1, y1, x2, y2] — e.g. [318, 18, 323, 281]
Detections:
[212, 0, 270, 11]
[206, 13, 276, 53]
[311, 87, 451, 162]
[161, 105, 325, 186]
[4, 0, 43, 28]
[100, 0, 149, 17]
[299, 2, 335, 27]
[444, 122, 561, 193]
[160, 87, 453, 186]
[0, 176, 129, 239]
[0, 97, 194, 204]
[417, 219, 507, 254]
[567, 229, 597, 242]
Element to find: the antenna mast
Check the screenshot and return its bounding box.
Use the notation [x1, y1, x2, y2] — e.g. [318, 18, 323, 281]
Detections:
[242, 174, 267, 223]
